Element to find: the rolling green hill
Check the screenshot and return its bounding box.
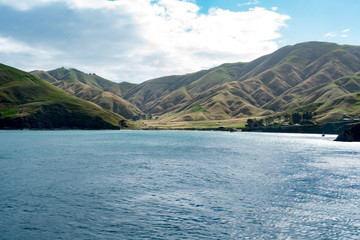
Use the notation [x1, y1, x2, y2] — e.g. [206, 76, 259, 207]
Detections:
[122, 42, 360, 122]
[31, 68, 143, 119]
[0, 64, 127, 129]
[303, 90, 360, 123]
[264, 72, 360, 112]
[34, 67, 134, 96]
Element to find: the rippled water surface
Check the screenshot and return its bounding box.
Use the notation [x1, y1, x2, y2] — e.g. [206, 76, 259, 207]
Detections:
[1, 130, 360, 239]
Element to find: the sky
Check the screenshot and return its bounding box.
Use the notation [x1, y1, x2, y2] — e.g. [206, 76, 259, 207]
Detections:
[0, 0, 359, 83]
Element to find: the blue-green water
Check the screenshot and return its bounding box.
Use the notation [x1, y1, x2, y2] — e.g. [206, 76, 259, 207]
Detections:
[1, 130, 360, 239]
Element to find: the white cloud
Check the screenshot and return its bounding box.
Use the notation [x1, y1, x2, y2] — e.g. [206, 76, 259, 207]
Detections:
[323, 29, 351, 40]
[0, 36, 60, 69]
[0, 36, 33, 53]
[238, 0, 260, 7]
[0, 0, 290, 82]
[0, 0, 119, 11]
[0, 0, 58, 11]
[272, 7, 278, 11]
[324, 32, 336, 38]
[0, 36, 60, 57]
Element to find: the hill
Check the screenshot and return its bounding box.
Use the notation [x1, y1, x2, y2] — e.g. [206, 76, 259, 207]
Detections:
[33, 67, 134, 96]
[263, 72, 360, 123]
[31, 68, 143, 119]
[6, 41, 360, 130]
[0, 64, 127, 129]
[122, 42, 360, 123]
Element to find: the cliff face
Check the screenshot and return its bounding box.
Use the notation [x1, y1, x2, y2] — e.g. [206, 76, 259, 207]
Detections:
[335, 124, 360, 142]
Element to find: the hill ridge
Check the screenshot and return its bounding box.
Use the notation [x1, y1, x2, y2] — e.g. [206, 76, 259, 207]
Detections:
[31, 68, 144, 119]
[0, 64, 127, 129]
[120, 41, 360, 122]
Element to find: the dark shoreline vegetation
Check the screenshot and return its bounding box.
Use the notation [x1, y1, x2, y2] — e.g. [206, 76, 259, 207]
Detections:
[1, 42, 360, 141]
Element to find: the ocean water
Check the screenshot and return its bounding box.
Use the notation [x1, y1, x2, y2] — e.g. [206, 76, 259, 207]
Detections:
[1, 130, 360, 239]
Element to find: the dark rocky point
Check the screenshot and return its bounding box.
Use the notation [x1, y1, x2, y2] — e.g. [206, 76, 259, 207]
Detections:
[335, 124, 360, 142]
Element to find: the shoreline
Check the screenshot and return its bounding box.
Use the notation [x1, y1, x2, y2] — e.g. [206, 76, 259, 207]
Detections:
[0, 121, 357, 136]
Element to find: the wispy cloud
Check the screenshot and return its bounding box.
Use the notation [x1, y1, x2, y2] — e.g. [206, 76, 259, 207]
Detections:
[342, 29, 350, 37]
[0, 35, 60, 69]
[324, 29, 351, 39]
[0, 0, 290, 82]
[238, 0, 259, 7]
[324, 32, 336, 38]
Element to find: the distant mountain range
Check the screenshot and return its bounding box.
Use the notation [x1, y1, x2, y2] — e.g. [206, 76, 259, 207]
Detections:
[2, 41, 360, 129]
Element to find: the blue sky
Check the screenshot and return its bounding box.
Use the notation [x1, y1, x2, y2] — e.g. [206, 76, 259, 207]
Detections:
[0, 0, 359, 82]
[196, 0, 360, 46]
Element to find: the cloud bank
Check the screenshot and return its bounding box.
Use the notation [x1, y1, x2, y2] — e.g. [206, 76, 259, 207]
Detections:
[0, 0, 290, 82]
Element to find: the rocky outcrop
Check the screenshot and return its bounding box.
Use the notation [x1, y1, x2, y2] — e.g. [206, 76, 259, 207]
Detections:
[335, 124, 360, 141]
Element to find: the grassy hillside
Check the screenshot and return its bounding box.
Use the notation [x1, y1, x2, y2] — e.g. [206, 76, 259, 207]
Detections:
[32, 67, 137, 96]
[0, 64, 127, 129]
[264, 72, 360, 112]
[32, 68, 143, 119]
[14, 41, 360, 131]
[123, 42, 360, 123]
[52, 81, 143, 119]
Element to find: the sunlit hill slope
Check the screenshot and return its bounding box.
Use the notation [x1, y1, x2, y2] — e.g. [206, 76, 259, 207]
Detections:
[0, 64, 126, 129]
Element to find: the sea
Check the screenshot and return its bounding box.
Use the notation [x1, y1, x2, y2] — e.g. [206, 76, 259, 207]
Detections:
[1, 130, 360, 239]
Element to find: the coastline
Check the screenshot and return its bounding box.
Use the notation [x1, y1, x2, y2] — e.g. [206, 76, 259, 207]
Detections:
[0, 121, 357, 137]
[242, 122, 357, 135]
